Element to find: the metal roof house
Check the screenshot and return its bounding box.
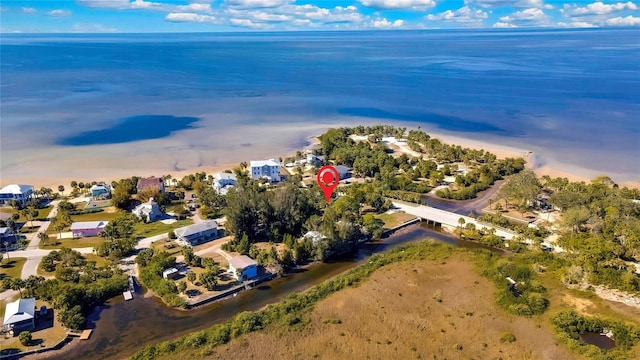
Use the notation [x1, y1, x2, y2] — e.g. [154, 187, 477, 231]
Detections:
[228, 255, 258, 281]
[0, 184, 34, 206]
[70, 221, 109, 238]
[3, 298, 35, 332]
[213, 173, 237, 195]
[250, 159, 281, 182]
[174, 220, 219, 246]
[132, 198, 163, 223]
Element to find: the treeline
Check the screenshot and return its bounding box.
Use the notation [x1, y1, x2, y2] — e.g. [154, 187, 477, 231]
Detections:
[26, 248, 128, 330]
[137, 249, 186, 308]
[544, 176, 640, 292]
[130, 240, 455, 360]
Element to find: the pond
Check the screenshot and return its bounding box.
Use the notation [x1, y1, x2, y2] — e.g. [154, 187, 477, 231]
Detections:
[44, 222, 495, 360]
[580, 332, 616, 350]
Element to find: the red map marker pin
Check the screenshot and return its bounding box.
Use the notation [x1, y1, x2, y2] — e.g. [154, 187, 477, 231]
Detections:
[317, 165, 340, 204]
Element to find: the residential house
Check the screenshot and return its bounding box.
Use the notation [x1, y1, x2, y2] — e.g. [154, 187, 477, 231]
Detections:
[306, 153, 324, 166]
[70, 221, 108, 238]
[335, 165, 352, 179]
[250, 159, 281, 182]
[303, 230, 327, 244]
[174, 220, 219, 246]
[0, 184, 34, 206]
[213, 173, 237, 195]
[137, 177, 165, 194]
[162, 268, 180, 280]
[90, 183, 111, 199]
[228, 255, 258, 281]
[132, 198, 163, 222]
[3, 298, 35, 333]
[0, 227, 16, 244]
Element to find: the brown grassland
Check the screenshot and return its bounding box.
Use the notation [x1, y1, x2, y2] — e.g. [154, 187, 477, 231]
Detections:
[158, 255, 579, 360]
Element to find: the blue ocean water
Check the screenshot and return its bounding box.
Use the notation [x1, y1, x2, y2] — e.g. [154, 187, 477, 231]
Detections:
[1, 29, 639, 179]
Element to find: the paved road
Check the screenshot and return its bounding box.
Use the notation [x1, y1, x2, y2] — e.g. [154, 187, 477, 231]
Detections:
[21, 201, 59, 278]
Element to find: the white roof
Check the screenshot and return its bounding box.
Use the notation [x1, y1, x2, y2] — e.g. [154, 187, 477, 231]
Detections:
[162, 268, 178, 276]
[250, 159, 280, 167]
[229, 255, 257, 269]
[215, 173, 236, 181]
[0, 227, 12, 235]
[3, 298, 35, 326]
[70, 221, 108, 230]
[0, 184, 34, 195]
[174, 220, 217, 238]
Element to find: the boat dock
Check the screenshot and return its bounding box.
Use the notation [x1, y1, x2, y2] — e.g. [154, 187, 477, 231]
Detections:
[67, 329, 93, 340]
[123, 290, 133, 301]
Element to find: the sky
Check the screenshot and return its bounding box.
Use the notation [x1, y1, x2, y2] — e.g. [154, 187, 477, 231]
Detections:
[1, 0, 639, 32]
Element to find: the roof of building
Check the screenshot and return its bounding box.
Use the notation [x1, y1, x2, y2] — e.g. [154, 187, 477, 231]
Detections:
[137, 177, 164, 189]
[70, 221, 108, 230]
[229, 255, 257, 269]
[250, 159, 280, 168]
[174, 220, 217, 238]
[335, 165, 351, 173]
[162, 268, 178, 276]
[3, 298, 35, 326]
[0, 184, 34, 195]
[215, 173, 237, 181]
[90, 184, 110, 191]
[0, 227, 12, 235]
[304, 230, 328, 242]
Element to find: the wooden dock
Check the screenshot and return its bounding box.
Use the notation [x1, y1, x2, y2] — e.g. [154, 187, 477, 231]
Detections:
[67, 329, 93, 340]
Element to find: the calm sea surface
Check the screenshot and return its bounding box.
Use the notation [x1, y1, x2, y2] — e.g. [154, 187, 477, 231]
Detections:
[1, 29, 639, 180]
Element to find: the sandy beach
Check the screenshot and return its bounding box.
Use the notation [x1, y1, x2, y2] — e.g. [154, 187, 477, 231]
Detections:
[1, 123, 623, 190]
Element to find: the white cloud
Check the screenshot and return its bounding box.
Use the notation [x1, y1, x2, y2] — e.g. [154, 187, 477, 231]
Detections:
[72, 23, 118, 32]
[493, 21, 518, 27]
[21, 7, 36, 14]
[425, 6, 488, 24]
[358, 0, 436, 10]
[500, 7, 546, 21]
[48, 9, 72, 17]
[556, 20, 598, 27]
[229, 18, 271, 28]
[225, 0, 291, 8]
[605, 15, 640, 25]
[465, 0, 552, 8]
[563, 2, 637, 16]
[166, 12, 217, 22]
[372, 18, 405, 28]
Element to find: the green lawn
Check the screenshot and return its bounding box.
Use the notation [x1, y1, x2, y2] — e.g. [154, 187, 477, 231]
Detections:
[375, 212, 418, 229]
[39, 236, 102, 250]
[133, 219, 194, 239]
[0, 257, 27, 281]
[70, 210, 121, 222]
[19, 226, 40, 234]
[84, 254, 109, 268]
[165, 200, 187, 214]
[151, 239, 182, 256]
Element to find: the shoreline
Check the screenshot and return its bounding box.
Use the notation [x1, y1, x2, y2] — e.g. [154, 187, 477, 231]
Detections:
[1, 130, 637, 190]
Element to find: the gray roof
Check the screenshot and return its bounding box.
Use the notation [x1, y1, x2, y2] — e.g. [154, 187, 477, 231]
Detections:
[174, 220, 217, 238]
[229, 255, 257, 269]
[70, 221, 108, 230]
[3, 298, 35, 326]
[0, 227, 12, 236]
[215, 173, 236, 181]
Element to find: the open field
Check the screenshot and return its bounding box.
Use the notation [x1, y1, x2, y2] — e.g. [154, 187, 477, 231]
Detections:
[0, 258, 27, 282]
[151, 239, 182, 256]
[70, 211, 121, 223]
[159, 256, 579, 360]
[133, 219, 193, 239]
[375, 211, 417, 229]
[39, 236, 102, 250]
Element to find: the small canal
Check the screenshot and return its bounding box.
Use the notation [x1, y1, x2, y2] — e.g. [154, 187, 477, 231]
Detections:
[44, 223, 493, 360]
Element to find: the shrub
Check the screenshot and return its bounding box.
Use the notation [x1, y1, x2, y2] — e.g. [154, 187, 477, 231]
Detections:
[18, 331, 32, 346]
[500, 332, 516, 343]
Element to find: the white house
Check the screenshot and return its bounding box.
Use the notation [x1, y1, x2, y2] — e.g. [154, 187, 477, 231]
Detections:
[90, 183, 111, 199]
[228, 255, 258, 281]
[303, 230, 328, 244]
[213, 173, 237, 195]
[306, 154, 324, 166]
[174, 220, 219, 246]
[132, 198, 163, 222]
[162, 268, 180, 280]
[250, 159, 281, 182]
[0, 184, 34, 206]
[3, 298, 35, 332]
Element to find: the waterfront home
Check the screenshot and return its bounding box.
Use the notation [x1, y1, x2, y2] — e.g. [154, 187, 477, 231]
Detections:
[0, 227, 16, 244]
[0, 184, 34, 206]
[303, 230, 328, 244]
[162, 267, 180, 280]
[213, 173, 237, 195]
[250, 159, 281, 182]
[137, 177, 166, 194]
[228, 255, 258, 281]
[174, 220, 219, 246]
[90, 183, 111, 199]
[132, 198, 163, 223]
[306, 153, 324, 166]
[70, 221, 108, 238]
[3, 298, 35, 333]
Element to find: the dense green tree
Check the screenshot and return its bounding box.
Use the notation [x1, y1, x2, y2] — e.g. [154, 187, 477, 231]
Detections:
[199, 270, 218, 291]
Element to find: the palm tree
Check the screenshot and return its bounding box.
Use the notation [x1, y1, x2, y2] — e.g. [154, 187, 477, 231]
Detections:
[240, 161, 248, 170]
[38, 232, 49, 246]
[58, 185, 65, 195]
[10, 278, 24, 298]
